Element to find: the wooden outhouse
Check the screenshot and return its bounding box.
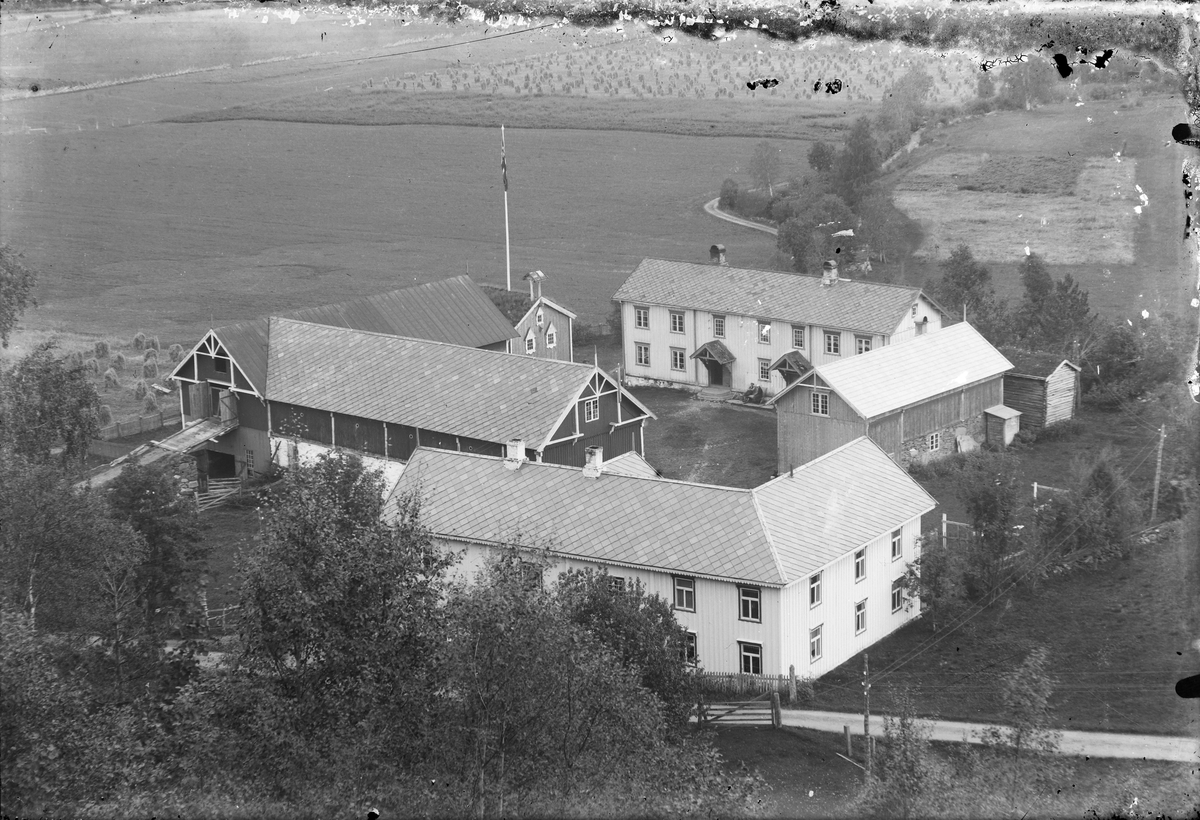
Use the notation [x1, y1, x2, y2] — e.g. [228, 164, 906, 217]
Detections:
[984, 405, 1022, 448]
[999, 348, 1082, 432]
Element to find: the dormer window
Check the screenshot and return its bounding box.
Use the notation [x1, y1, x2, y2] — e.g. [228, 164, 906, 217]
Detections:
[525, 329, 536, 355]
[536, 309, 545, 328]
[546, 323, 557, 349]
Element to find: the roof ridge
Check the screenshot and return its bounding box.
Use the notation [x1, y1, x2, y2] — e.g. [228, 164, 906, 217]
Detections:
[272, 316, 593, 370]
[749, 491, 789, 585]
[754, 435, 872, 490]
[636, 258, 923, 294]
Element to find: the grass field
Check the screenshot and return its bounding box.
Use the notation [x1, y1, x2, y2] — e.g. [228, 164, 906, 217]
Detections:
[712, 726, 1200, 819]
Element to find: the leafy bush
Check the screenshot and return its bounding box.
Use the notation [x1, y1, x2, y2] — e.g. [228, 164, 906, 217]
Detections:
[133, 332, 146, 351]
[719, 177, 739, 210]
[733, 190, 772, 220]
[94, 340, 110, 359]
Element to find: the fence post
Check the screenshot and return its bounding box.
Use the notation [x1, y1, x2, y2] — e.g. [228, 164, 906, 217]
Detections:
[771, 692, 781, 728]
[1033, 481, 1038, 500]
[844, 725, 852, 757]
[788, 664, 797, 704]
[941, 512, 948, 552]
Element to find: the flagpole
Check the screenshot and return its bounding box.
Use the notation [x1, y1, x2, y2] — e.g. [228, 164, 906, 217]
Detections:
[502, 125, 511, 292]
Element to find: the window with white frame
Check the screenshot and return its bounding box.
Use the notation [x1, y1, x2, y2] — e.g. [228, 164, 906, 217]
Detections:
[791, 325, 806, 349]
[824, 331, 841, 355]
[713, 314, 726, 338]
[891, 528, 903, 561]
[635, 306, 650, 329]
[670, 347, 686, 371]
[928, 432, 941, 451]
[758, 321, 771, 345]
[854, 549, 866, 582]
[809, 625, 823, 662]
[635, 343, 651, 367]
[546, 325, 557, 349]
[607, 575, 626, 593]
[683, 632, 698, 665]
[670, 311, 685, 334]
[854, 600, 867, 634]
[739, 642, 762, 675]
[536, 309, 545, 328]
[525, 330, 536, 355]
[856, 336, 872, 355]
[758, 359, 771, 382]
[892, 578, 905, 613]
[738, 587, 761, 622]
[673, 577, 695, 611]
[811, 391, 829, 416]
[809, 572, 822, 607]
[245, 448, 255, 472]
[584, 397, 600, 423]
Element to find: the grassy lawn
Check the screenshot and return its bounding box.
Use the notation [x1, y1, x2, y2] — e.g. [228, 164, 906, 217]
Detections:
[197, 504, 261, 613]
[712, 726, 1200, 819]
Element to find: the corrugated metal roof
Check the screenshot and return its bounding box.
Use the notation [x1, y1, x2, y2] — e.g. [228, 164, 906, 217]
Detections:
[800, 323, 1014, 419]
[999, 347, 1081, 379]
[265, 319, 605, 448]
[388, 448, 786, 585]
[207, 277, 519, 395]
[752, 438, 937, 579]
[612, 259, 924, 335]
[603, 451, 661, 479]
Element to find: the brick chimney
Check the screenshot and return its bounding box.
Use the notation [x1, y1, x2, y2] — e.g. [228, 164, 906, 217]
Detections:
[582, 445, 604, 479]
[709, 244, 727, 266]
[821, 259, 839, 287]
[504, 438, 527, 471]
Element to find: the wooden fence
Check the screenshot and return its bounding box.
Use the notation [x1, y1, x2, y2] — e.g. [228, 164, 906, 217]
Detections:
[693, 666, 812, 705]
[97, 408, 181, 441]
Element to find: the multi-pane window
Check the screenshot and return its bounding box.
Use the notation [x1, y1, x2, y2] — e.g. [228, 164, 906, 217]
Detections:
[634, 306, 650, 329]
[891, 528, 903, 561]
[607, 575, 626, 593]
[739, 642, 763, 675]
[738, 587, 761, 622]
[683, 632, 698, 664]
[245, 448, 255, 472]
[824, 331, 841, 355]
[811, 391, 829, 416]
[670, 347, 686, 371]
[791, 325, 806, 349]
[809, 572, 822, 606]
[673, 577, 695, 611]
[856, 336, 872, 355]
[525, 333, 536, 354]
[809, 625, 823, 662]
[635, 343, 651, 367]
[928, 432, 941, 451]
[854, 549, 866, 582]
[546, 326, 557, 348]
[584, 397, 600, 423]
[758, 359, 771, 382]
[670, 311, 685, 334]
[713, 314, 726, 338]
[758, 321, 772, 345]
[854, 600, 867, 634]
[536, 309, 545, 327]
[892, 578, 905, 613]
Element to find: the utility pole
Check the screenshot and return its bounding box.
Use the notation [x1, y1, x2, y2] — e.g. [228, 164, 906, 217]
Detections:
[1150, 424, 1166, 522]
[863, 653, 872, 777]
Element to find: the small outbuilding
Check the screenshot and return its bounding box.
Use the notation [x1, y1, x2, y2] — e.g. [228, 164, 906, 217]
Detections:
[999, 348, 1081, 432]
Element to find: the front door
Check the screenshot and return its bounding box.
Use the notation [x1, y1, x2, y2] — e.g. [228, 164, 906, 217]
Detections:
[705, 359, 724, 386]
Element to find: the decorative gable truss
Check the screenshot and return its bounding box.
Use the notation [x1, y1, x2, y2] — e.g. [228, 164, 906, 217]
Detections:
[169, 330, 262, 398]
[543, 370, 655, 450]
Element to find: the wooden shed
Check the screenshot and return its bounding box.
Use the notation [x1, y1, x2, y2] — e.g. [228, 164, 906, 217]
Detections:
[999, 348, 1081, 432]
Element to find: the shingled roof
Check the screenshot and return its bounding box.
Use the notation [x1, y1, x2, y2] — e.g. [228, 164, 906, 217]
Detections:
[613, 258, 931, 335]
[265, 319, 645, 449]
[773, 322, 1013, 419]
[196, 276, 519, 394]
[999, 347, 1081, 379]
[387, 438, 933, 587]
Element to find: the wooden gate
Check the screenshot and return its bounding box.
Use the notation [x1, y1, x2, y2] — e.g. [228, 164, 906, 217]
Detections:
[697, 690, 781, 727]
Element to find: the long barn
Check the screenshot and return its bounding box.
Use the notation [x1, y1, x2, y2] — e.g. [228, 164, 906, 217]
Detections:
[770, 323, 1016, 471]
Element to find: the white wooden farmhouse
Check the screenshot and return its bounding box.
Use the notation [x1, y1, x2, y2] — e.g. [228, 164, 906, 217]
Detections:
[386, 436, 936, 678]
[611, 257, 947, 397]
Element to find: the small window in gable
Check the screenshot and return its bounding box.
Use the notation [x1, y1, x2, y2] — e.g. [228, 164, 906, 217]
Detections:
[214, 357, 229, 375]
[536, 309, 545, 328]
[525, 329, 536, 355]
[546, 324, 557, 349]
[584, 397, 599, 423]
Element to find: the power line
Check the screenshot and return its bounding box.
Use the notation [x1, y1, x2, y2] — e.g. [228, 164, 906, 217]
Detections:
[326, 23, 560, 66]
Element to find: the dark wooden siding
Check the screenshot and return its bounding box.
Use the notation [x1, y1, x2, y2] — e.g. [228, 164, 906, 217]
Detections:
[181, 384, 192, 417]
[543, 423, 640, 467]
[480, 341, 509, 353]
[269, 402, 332, 444]
[387, 424, 420, 461]
[175, 357, 196, 382]
[237, 394, 269, 432]
[891, 379, 1003, 437]
[460, 437, 504, 457]
[194, 354, 232, 386]
[869, 412, 904, 458]
[333, 413, 387, 456]
[775, 381, 866, 472]
[1002, 374, 1047, 429]
[422, 430, 458, 452]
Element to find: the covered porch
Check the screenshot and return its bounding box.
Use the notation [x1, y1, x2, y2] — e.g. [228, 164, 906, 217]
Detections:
[769, 350, 813, 386]
[691, 340, 736, 388]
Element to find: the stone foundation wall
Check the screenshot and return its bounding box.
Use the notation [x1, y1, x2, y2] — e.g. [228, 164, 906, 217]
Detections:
[897, 414, 985, 469]
[621, 375, 701, 393]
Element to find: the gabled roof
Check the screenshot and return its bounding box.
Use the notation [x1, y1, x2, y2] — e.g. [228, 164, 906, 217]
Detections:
[769, 350, 812, 375]
[181, 277, 519, 395]
[613, 258, 934, 335]
[772, 323, 1013, 419]
[998, 347, 1081, 379]
[690, 340, 736, 365]
[386, 437, 934, 587]
[752, 438, 937, 579]
[604, 450, 662, 479]
[389, 448, 786, 586]
[266, 319, 651, 449]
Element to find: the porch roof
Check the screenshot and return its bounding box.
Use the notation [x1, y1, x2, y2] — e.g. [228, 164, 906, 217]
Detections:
[769, 350, 812, 375]
[690, 339, 736, 366]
